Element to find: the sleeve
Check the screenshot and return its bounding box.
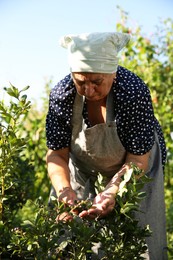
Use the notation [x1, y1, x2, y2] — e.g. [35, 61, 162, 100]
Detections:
[46, 76, 75, 150]
[116, 71, 155, 155]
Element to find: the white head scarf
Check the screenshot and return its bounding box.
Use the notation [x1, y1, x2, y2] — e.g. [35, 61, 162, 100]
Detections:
[59, 32, 130, 74]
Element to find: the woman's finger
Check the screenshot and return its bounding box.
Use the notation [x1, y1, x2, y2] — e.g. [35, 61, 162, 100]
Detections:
[56, 212, 73, 222]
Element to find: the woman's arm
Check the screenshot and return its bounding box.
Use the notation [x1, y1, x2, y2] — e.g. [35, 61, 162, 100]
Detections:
[79, 151, 150, 219]
[104, 151, 150, 194]
[46, 148, 77, 205]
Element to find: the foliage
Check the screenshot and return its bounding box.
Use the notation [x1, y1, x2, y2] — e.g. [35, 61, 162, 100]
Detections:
[6, 167, 151, 260]
[0, 84, 34, 254]
[18, 80, 51, 202]
[0, 88, 151, 259]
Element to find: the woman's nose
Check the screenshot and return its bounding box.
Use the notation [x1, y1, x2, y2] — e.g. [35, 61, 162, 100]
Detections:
[84, 84, 95, 96]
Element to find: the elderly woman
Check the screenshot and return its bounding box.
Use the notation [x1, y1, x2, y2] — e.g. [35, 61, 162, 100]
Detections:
[46, 32, 167, 259]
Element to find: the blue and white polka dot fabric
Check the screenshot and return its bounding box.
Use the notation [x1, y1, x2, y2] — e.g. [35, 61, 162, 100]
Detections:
[46, 66, 166, 166]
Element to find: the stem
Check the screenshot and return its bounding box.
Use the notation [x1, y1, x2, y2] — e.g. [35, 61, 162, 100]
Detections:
[0, 174, 4, 221]
[0, 132, 6, 222]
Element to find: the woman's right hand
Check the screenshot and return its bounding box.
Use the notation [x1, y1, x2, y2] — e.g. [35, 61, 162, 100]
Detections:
[58, 187, 77, 205]
[56, 187, 78, 222]
[46, 148, 77, 221]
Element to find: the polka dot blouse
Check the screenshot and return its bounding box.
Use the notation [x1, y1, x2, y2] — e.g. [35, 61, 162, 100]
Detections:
[46, 66, 166, 166]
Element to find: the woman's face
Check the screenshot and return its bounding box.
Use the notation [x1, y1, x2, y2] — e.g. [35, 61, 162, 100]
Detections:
[72, 72, 116, 101]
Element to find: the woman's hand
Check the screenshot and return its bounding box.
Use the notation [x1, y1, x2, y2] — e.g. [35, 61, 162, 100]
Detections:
[79, 191, 115, 219]
[58, 187, 77, 205]
[56, 187, 78, 222]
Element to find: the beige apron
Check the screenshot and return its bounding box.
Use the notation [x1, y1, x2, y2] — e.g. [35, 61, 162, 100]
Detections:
[69, 90, 126, 200]
[68, 91, 168, 260]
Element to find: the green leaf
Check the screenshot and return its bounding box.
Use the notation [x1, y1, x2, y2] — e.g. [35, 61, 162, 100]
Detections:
[6, 85, 19, 99]
[59, 240, 70, 250]
[23, 220, 35, 227]
[19, 85, 30, 93]
[0, 103, 6, 113]
[120, 203, 138, 214]
[27, 244, 32, 251]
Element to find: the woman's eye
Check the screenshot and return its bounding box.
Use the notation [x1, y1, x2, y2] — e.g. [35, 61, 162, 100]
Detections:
[93, 82, 101, 87]
[95, 82, 101, 86]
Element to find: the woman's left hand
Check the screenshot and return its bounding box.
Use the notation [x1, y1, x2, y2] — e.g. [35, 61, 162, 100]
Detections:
[79, 191, 115, 219]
